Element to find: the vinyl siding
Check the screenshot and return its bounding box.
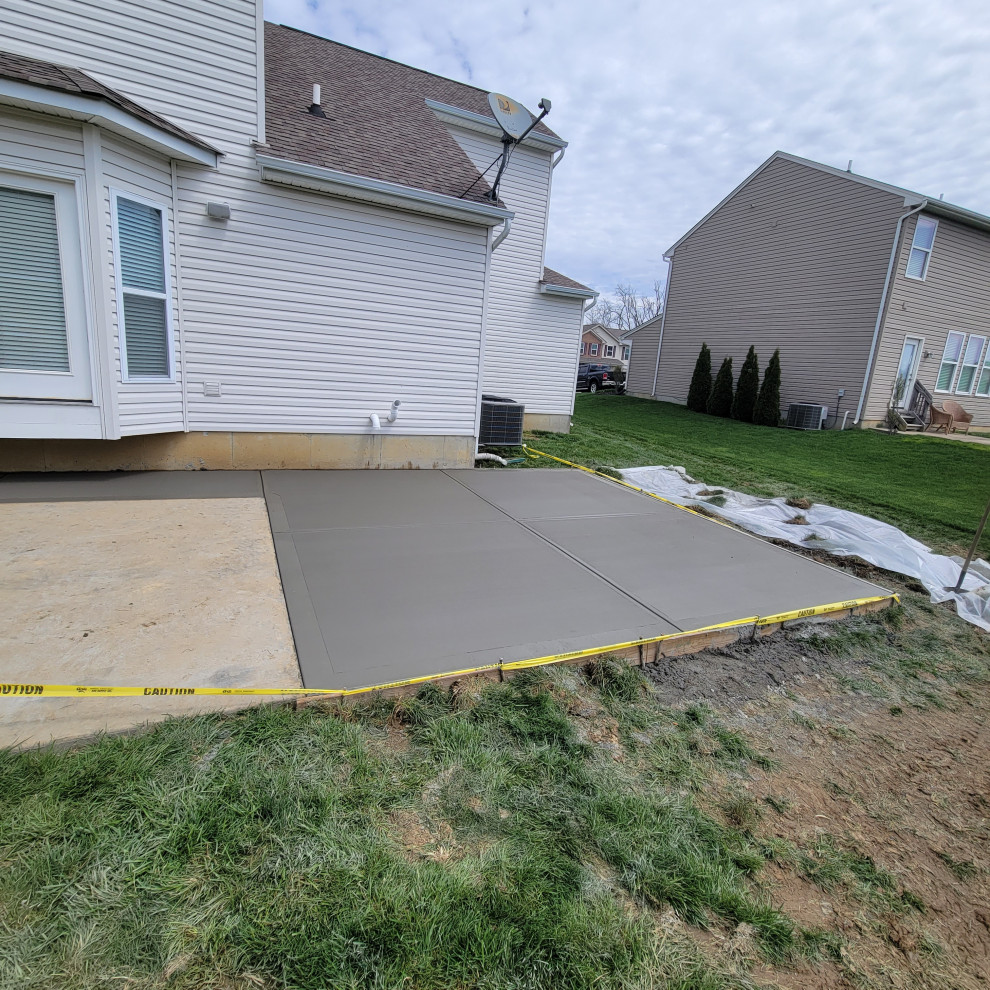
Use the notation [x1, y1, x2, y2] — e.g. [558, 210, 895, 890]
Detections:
[655, 157, 906, 417]
[101, 134, 184, 434]
[865, 212, 990, 426]
[177, 179, 489, 434]
[447, 124, 582, 416]
[1, 0, 259, 155]
[624, 315, 663, 396]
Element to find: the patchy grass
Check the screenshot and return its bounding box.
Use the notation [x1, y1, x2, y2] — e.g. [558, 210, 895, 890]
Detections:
[524, 394, 990, 556]
[1, 665, 823, 990]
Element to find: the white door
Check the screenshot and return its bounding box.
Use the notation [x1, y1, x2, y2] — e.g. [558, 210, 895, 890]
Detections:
[894, 336, 922, 408]
[0, 173, 92, 400]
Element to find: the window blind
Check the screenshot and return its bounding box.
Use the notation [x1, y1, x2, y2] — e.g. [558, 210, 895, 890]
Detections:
[0, 186, 70, 372]
[116, 197, 169, 378]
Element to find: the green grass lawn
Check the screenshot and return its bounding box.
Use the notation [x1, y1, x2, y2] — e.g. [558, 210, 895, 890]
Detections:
[523, 394, 989, 556]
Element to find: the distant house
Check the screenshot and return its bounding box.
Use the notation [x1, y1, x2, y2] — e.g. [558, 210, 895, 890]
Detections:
[0, 1, 595, 472]
[627, 151, 990, 428]
[580, 323, 629, 368]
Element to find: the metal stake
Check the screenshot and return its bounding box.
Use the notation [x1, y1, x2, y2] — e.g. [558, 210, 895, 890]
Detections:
[948, 496, 990, 593]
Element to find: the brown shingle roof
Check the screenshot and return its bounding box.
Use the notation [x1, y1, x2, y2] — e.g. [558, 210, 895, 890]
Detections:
[541, 266, 593, 293]
[264, 23, 560, 204]
[0, 49, 217, 153]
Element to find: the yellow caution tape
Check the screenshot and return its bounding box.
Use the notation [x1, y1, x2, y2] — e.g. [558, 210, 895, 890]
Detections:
[0, 594, 895, 701]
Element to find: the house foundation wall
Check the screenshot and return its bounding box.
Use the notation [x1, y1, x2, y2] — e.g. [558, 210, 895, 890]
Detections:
[0, 433, 477, 472]
[522, 413, 571, 433]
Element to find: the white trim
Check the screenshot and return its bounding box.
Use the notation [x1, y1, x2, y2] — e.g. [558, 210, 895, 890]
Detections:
[0, 168, 93, 402]
[171, 160, 190, 432]
[474, 224, 495, 441]
[652, 260, 673, 396]
[256, 153, 513, 227]
[82, 124, 119, 438]
[255, 1, 266, 145]
[539, 281, 597, 300]
[110, 187, 176, 384]
[0, 78, 218, 167]
[955, 334, 986, 396]
[934, 330, 967, 393]
[904, 216, 937, 281]
[854, 203, 926, 423]
[425, 98, 567, 152]
[893, 334, 924, 408]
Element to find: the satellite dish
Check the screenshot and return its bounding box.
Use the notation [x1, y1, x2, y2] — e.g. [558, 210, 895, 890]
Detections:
[487, 93, 534, 140]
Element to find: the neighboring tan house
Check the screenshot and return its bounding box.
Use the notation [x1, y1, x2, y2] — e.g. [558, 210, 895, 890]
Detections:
[0, 2, 594, 472]
[627, 151, 990, 428]
[580, 323, 629, 368]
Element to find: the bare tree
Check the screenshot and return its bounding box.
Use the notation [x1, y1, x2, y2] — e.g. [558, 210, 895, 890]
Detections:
[585, 279, 664, 333]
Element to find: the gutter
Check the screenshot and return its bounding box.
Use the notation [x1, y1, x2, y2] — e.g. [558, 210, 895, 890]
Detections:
[539, 282, 598, 300]
[651, 258, 674, 396]
[425, 98, 567, 153]
[256, 154, 514, 227]
[854, 201, 926, 424]
[0, 78, 219, 167]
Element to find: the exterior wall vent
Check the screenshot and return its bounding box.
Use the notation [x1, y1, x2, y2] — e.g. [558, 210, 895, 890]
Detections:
[479, 394, 525, 445]
[785, 403, 828, 430]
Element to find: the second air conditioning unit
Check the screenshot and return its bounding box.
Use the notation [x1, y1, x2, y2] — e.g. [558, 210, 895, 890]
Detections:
[785, 403, 828, 430]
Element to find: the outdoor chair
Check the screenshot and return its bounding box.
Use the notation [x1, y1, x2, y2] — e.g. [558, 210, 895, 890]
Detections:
[927, 405, 953, 434]
[941, 400, 974, 434]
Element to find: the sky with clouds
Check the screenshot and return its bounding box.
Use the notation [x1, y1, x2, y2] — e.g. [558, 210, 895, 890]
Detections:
[265, 0, 990, 298]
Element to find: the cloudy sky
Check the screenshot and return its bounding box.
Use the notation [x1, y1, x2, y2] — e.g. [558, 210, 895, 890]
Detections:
[265, 0, 990, 298]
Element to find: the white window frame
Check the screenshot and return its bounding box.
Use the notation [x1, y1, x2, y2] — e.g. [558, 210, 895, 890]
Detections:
[905, 216, 937, 281]
[955, 335, 986, 396]
[579, 342, 586, 355]
[0, 169, 93, 401]
[934, 330, 967, 393]
[589, 342, 598, 356]
[621, 345, 630, 361]
[603, 344, 615, 358]
[110, 188, 175, 383]
[975, 346, 990, 397]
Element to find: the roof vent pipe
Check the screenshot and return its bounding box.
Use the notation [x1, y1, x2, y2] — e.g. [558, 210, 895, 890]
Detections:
[308, 84, 326, 117]
[846, 159, 853, 172]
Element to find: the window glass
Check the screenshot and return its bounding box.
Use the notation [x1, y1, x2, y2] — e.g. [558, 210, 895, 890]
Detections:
[935, 331, 965, 391]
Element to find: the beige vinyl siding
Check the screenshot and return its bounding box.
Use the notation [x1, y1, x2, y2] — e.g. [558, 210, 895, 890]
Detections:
[865, 212, 990, 425]
[624, 315, 663, 396]
[100, 134, 184, 435]
[447, 124, 581, 417]
[655, 157, 905, 416]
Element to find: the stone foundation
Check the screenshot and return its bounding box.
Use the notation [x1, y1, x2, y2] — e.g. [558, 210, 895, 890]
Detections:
[0, 432, 477, 472]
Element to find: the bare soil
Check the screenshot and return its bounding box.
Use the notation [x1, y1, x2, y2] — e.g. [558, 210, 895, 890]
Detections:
[643, 582, 990, 989]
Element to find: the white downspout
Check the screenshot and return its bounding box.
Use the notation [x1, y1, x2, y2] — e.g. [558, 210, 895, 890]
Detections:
[651, 257, 674, 397]
[854, 201, 926, 424]
[551, 148, 565, 170]
[491, 216, 512, 252]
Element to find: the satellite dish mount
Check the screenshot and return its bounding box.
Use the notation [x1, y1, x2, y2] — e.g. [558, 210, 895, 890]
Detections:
[483, 93, 551, 202]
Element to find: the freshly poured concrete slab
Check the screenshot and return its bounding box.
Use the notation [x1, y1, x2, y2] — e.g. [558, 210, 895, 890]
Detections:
[261, 470, 677, 688]
[457, 470, 887, 632]
[0, 497, 299, 750]
[0, 470, 263, 502]
[530, 513, 887, 632]
[449, 467, 668, 520]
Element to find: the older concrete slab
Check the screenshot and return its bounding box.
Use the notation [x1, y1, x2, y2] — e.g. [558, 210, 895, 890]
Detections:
[0, 470, 262, 502]
[0, 497, 299, 750]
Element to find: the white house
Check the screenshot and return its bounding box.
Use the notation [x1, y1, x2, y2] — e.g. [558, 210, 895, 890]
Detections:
[0, 2, 594, 471]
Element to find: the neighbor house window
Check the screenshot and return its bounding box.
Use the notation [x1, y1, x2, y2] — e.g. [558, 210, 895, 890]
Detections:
[905, 216, 937, 280]
[935, 331, 966, 391]
[621, 345, 630, 361]
[580, 342, 586, 355]
[604, 344, 615, 358]
[589, 343, 598, 355]
[956, 335, 986, 394]
[976, 347, 990, 397]
[112, 192, 172, 379]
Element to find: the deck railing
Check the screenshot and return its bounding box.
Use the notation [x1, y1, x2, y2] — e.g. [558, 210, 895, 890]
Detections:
[909, 379, 934, 426]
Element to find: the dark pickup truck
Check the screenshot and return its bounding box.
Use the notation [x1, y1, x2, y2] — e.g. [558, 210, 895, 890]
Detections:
[576, 362, 621, 393]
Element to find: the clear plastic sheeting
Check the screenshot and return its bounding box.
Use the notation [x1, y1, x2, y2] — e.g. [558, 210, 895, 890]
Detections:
[621, 466, 990, 633]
